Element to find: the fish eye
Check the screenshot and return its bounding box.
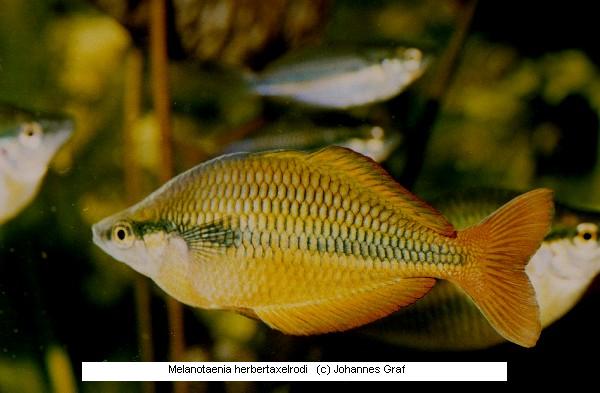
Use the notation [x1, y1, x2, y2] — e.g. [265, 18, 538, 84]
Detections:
[576, 223, 598, 243]
[403, 48, 422, 62]
[370, 126, 384, 139]
[112, 221, 135, 248]
[19, 122, 43, 148]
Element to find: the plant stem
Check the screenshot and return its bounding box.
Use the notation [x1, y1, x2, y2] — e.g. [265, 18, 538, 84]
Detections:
[150, 1, 187, 392]
[398, 0, 479, 187]
[124, 47, 156, 393]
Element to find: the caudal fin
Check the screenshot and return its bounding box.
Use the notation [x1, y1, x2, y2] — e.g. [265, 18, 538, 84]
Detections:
[456, 188, 554, 347]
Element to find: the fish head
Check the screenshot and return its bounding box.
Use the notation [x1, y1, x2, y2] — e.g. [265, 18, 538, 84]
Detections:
[366, 47, 429, 93]
[526, 203, 600, 327]
[539, 205, 600, 280]
[394, 47, 427, 66]
[0, 104, 74, 183]
[91, 204, 184, 279]
[371, 47, 428, 71]
[341, 126, 401, 163]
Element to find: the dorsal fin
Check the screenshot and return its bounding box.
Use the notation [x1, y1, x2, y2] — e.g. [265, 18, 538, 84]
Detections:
[299, 146, 456, 236]
[208, 147, 454, 236]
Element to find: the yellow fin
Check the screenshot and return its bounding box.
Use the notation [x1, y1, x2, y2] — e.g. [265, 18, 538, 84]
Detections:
[232, 307, 259, 320]
[306, 146, 455, 236]
[456, 188, 554, 347]
[251, 147, 454, 235]
[252, 277, 435, 335]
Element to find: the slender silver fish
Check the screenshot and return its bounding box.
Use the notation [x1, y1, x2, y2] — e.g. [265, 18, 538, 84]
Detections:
[365, 189, 600, 350]
[224, 123, 400, 163]
[0, 104, 73, 224]
[251, 47, 428, 109]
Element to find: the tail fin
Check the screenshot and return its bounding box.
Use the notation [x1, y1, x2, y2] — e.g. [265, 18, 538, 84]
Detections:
[456, 188, 554, 347]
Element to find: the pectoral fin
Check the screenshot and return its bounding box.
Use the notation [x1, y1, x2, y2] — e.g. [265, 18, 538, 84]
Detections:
[179, 218, 238, 262]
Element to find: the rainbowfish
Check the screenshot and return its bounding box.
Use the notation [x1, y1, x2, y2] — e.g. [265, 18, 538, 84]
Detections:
[92, 147, 552, 347]
[224, 123, 400, 163]
[0, 104, 73, 224]
[365, 189, 600, 350]
[250, 47, 428, 109]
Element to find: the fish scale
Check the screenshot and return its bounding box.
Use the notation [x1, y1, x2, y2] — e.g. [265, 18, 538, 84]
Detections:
[366, 190, 600, 350]
[131, 153, 465, 308]
[166, 154, 461, 272]
[93, 146, 553, 347]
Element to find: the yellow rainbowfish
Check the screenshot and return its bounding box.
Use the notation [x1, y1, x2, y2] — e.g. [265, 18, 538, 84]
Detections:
[92, 147, 553, 347]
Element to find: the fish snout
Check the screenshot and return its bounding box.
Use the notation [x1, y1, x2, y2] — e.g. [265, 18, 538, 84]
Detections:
[91, 222, 103, 247]
[91, 217, 114, 248]
[54, 118, 75, 142]
[42, 116, 74, 148]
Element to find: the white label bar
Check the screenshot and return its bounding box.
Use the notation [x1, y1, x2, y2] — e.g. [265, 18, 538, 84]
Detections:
[82, 362, 507, 381]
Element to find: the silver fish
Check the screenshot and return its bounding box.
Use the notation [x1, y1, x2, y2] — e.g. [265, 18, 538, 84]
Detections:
[0, 104, 73, 224]
[224, 123, 400, 163]
[365, 189, 600, 350]
[251, 47, 429, 109]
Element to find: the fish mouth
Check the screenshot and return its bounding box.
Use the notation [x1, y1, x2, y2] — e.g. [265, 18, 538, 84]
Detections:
[42, 116, 74, 147]
[91, 214, 123, 251]
[53, 119, 75, 144]
[418, 55, 431, 72]
[91, 223, 103, 248]
[91, 217, 113, 251]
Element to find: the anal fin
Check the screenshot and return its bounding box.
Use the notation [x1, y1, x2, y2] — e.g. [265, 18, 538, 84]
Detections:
[253, 277, 435, 335]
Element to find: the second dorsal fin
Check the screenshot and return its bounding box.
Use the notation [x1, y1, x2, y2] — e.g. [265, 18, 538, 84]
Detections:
[304, 146, 456, 236]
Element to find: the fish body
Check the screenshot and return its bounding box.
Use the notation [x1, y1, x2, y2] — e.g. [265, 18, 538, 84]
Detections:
[224, 123, 400, 163]
[251, 47, 428, 109]
[366, 189, 600, 350]
[92, 147, 552, 347]
[0, 104, 73, 224]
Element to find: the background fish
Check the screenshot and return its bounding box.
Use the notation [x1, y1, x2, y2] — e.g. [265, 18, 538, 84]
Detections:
[92, 147, 552, 347]
[224, 123, 401, 163]
[365, 189, 600, 350]
[250, 47, 429, 109]
[0, 104, 73, 224]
